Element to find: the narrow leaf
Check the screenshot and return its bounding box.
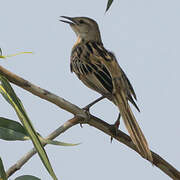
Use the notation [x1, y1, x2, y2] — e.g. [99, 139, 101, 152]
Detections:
[0, 76, 57, 180]
[0, 157, 7, 180]
[0, 117, 29, 141]
[0, 51, 33, 59]
[15, 175, 41, 180]
[105, 0, 114, 12]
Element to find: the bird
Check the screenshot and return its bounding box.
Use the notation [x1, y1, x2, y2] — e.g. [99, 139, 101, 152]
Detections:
[60, 16, 153, 162]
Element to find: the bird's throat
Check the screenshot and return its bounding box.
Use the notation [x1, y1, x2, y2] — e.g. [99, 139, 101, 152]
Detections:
[73, 36, 83, 49]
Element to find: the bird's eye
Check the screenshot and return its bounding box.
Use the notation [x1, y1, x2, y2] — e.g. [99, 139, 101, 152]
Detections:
[79, 20, 84, 24]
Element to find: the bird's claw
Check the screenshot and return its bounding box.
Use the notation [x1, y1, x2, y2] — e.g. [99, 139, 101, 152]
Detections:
[79, 108, 91, 128]
[110, 113, 121, 143]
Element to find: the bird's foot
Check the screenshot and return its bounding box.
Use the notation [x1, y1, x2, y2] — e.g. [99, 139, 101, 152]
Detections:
[110, 113, 121, 143]
[79, 108, 91, 128]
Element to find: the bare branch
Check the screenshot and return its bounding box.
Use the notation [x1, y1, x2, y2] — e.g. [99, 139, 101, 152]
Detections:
[0, 65, 180, 179]
[0, 65, 88, 119]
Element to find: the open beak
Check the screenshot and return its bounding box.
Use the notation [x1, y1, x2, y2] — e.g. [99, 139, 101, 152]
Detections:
[60, 16, 76, 25]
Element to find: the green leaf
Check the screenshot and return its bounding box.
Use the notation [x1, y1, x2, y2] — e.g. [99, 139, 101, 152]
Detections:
[0, 76, 57, 180]
[105, 0, 114, 12]
[0, 117, 29, 141]
[0, 49, 33, 59]
[0, 157, 7, 180]
[40, 137, 81, 147]
[15, 175, 41, 180]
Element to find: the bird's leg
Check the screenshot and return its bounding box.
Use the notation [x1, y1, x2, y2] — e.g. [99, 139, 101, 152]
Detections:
[110, 113, 121, 143]
[80, 96, 105, 128]
[83, 96, 105, 111]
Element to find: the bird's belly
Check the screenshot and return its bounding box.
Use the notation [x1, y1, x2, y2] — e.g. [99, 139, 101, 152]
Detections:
[77, 73, 112, 99]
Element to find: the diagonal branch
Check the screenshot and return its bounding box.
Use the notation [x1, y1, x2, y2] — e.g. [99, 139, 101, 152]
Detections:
[0, 66, 88, 119]
[0, 65, 180, 179]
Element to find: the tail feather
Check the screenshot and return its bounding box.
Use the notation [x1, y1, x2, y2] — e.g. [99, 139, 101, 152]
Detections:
[114, 93, 153, 162]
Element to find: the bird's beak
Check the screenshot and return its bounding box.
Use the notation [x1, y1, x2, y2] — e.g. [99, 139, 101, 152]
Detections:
[60, 16, 76, 25]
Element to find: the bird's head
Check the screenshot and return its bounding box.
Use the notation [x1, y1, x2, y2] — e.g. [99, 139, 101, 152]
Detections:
[60, 16, 102, 43]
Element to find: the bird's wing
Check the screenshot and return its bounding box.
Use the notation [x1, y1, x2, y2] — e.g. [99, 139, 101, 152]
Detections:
[70, 41, 153, 162]
[70, 41, 139, 110]
[70, 42, 113, 96]
[87, 42, 152, 161]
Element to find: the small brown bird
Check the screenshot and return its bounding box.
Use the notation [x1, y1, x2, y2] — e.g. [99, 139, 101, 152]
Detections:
[60, 16, 153, 162]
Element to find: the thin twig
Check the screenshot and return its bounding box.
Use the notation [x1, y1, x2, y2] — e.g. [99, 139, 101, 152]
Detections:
[0, 65, 180, 179]
[6, 117, 80, 177]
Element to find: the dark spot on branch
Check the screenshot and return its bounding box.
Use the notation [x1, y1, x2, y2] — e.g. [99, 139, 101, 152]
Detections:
[23, 80, 31, 87]
[43, 89, 51, 95]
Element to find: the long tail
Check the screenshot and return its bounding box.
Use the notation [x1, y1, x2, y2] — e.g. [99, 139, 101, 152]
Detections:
[113, 92, 153, 162]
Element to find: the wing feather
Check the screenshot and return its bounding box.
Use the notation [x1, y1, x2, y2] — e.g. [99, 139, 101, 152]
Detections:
[70, 42, 139, 111]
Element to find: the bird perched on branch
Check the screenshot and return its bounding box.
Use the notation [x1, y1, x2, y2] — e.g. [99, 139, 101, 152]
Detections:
[60, 16, 153, 162]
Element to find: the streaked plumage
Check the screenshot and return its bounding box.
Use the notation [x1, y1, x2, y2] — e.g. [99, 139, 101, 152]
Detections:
[61, 16, 153, 162]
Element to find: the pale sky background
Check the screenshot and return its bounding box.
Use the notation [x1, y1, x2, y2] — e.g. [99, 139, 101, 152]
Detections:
[0, 0, 180, 179]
